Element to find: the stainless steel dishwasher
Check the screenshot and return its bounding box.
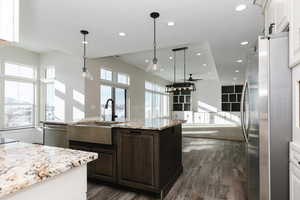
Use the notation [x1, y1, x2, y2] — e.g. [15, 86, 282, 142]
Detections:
[43, 123, 68, 148]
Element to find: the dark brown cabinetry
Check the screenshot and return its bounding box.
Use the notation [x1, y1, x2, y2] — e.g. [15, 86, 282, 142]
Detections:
[69, 124, 183, 198]
[116, 126, 182, 197]
[117, 130, 157, 189]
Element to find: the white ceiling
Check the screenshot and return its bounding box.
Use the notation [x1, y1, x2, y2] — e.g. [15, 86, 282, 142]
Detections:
[18, 0, 264, 84]
[118, 43, 220, 82]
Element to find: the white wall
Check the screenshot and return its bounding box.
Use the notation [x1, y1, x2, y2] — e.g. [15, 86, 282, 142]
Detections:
[0, 46, 40, 66]
[85, 57, 170, 120]
[292, 64, 300, 143]
[191, 79, 221, 112]
[40, 51, 84, 122]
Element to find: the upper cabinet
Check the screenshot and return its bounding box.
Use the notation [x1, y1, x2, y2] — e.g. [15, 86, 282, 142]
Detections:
[265, 0, 289, 34]
[0, 0, 19, 42]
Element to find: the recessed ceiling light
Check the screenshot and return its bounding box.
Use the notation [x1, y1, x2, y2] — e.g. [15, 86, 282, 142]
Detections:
[235, 4, 247, 12]
[203, 64, 207, 67]
[169, 56, 173, 60]
[235, 70, 239, 73]
[167, 21, 175, 26]
[145, 59, 149, 63]
[119, 32, 126, 37]
[236, 59, 243, 63]
[240, 41, 249, 46]
[196, 52, 201, 56]
[233, 77, 238, 81]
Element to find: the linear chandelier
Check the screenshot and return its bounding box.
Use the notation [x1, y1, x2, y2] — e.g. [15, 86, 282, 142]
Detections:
[166, 47, 196, 93]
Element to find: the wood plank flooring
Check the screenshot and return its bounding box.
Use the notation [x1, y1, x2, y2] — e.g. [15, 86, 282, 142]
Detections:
[87, 138, 247, 200]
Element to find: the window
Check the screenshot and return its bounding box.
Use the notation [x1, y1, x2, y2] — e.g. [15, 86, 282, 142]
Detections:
[117, 73, 130, 85]
[100, 85, 112, 120]
[100, 85, 127, 121]
[100, 68, 112, 81]
[0, 62, 36, 129]
[145, 81, 169, 120]
[115, 88, 126, 121]
[5, 62, 34, 79]
[45, 68, 55, 121]
[0, 0, 19, 42]
[4, 81, 34, 128]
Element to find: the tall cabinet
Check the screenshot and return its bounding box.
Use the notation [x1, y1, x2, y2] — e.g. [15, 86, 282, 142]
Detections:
[265, 0, 289, 33]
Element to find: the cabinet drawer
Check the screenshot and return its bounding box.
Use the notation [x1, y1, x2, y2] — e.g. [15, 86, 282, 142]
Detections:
[118, 129, 157, 136]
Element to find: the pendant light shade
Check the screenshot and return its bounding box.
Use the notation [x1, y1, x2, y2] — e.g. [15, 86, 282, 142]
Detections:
[80, 30, 93, 80]
[148, 12, 160, 71]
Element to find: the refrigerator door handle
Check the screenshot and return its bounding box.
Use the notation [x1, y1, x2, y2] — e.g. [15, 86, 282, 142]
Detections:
[241, 80, 249, 143]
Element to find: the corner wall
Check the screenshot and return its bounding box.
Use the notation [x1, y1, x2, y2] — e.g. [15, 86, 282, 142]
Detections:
[40, 51, 84, 122]
[191, 79, 222, 112]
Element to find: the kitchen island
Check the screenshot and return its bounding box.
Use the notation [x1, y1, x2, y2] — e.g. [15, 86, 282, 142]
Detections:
[67, 119, 184, 199]
[0, 142, 97, 200]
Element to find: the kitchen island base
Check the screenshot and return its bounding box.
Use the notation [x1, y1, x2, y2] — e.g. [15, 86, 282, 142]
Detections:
[69, 122, 183, 199]
[2, 166, 87, 200]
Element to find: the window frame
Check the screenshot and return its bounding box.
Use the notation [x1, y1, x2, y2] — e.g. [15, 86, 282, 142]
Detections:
[100, 68, 113, 82]
[0, 60, 37, 130]
[44, 67, 56, 121]
[117, 72, 130, 85]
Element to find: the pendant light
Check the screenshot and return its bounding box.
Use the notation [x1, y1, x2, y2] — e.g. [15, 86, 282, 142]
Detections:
[166, 47, 196, 93]
[80, 30, 93, 80]
[148, 12, 160, 71]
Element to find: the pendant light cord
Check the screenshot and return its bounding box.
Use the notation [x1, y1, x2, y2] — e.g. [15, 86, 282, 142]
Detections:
[184, 49, 186, 82]
[83, 34, 87, 71]
[174, 51, 176, 83]
[153, 18, 157, 61]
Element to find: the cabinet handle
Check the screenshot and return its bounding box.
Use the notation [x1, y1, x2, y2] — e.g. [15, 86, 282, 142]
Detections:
[130, 131, 141, 135]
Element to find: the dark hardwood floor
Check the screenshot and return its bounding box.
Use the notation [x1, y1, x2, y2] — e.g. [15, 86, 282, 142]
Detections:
[87, 138, 247, 200]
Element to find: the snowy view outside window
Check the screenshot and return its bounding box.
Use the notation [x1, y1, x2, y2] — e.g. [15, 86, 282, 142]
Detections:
[2, 62, 35, 129]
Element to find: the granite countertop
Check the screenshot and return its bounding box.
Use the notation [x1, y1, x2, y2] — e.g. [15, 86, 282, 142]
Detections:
[42, 118, 185, 130]
[112, 119, 185, 130]
[0, 142, 97, 198]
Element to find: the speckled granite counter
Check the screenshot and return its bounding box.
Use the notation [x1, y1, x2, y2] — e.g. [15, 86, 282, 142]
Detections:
[112, 119, 185, 130]
[0, 142, 97, 198]
[65, 118, 185, 131]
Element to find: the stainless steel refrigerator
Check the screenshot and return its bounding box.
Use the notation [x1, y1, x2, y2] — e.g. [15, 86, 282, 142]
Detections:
[241, 32, 292, 200]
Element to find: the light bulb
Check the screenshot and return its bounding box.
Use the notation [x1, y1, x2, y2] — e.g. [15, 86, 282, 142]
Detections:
[153, 64, 158, 71]
[82, 71, 87, 78]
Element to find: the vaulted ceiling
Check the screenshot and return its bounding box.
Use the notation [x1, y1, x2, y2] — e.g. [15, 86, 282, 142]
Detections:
[18, 0, 264, 84]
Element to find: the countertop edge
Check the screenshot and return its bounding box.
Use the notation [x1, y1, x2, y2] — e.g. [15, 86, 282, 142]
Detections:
[0, 142, 98, 198]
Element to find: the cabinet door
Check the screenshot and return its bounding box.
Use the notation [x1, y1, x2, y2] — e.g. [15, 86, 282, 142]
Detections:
[290, 163, 300, 200]
[265, 0, 289, 33]
[90, 147, 116, 182]
[118, 131, 155, 186]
